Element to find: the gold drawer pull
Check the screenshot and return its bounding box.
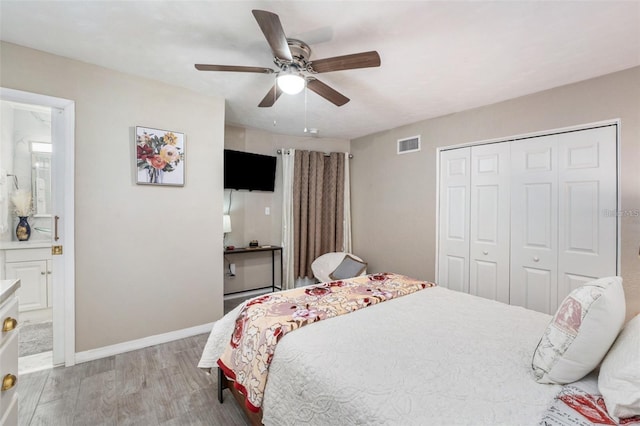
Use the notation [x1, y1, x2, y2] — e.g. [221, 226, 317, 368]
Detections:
[1, 374, 16, 391]
[2, 317, 17, 332]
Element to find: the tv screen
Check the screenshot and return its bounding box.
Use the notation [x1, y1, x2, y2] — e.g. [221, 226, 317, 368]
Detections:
[224, 149, 277, 191]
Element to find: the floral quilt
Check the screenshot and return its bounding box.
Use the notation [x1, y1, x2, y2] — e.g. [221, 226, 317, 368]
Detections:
[217, 272, 434, 413]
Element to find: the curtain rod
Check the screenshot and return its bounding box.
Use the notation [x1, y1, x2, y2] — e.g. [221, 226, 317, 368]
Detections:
[277, 149, 353, 159]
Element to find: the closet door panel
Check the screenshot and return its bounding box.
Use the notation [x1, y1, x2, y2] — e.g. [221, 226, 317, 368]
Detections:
[558, 126, 617, 301]
[521, 267, 553, 314]
[469, 143, 510, 303]
[472, 260, 499, 300]
[475, 186, 499, 241]
[447, 186, 467, 240]
[510, 136, 558, 314]
[445, 256, 467, 293]
[563, 273, 598, 295]
[438, 148, 470, 293]
[523, 183, 554, 251]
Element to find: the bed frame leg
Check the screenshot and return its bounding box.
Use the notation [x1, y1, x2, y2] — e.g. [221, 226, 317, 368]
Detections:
[217, 368, 224, 403]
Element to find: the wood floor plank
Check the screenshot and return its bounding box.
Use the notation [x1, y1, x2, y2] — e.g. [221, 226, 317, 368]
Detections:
[116, 390, 160, 425]
[35, 367, 82, 421]
[149, 345, 181, 372]
[115, 348, 152, 397]
[19, 333, 251, 426]
[187, 387, 249, 426]
[138, 365, 192, 424]
[72, 370, 117, 425]
[38, 356, 115, 405]
[18, 369, 49, 426]
[174, 348, 216, 392]
[29, 398, 75, 426]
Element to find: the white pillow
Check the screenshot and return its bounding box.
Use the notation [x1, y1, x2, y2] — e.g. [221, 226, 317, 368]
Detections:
[599, 313, 640, 420]
[532, 276, 625, 384]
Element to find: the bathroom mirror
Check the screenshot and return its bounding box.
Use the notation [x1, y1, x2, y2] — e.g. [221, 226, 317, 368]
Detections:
[31, 150, 52, 217]
[1, 101, 53, 239]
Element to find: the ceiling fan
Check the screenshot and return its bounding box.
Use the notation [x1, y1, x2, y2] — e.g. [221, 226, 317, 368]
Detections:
[195, 10, 381, 107]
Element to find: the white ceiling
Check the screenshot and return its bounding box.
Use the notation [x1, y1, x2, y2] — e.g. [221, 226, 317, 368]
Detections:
[1, 1, 639, 140]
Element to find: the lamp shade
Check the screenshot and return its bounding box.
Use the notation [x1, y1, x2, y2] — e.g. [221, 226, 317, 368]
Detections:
[277, 73, 305, 95]
[223, 214, 232, 233]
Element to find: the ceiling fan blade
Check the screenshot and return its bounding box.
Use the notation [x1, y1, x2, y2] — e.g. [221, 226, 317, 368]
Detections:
[310, 51, 381, 73]
[195, 64, 274, 74]
[258, 84, 283, 107]
[306, 78, 350, 106]
[252, 10, 293, 62]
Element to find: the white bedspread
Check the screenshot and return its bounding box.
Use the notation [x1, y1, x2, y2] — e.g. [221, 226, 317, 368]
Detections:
[200, 286, 562, 425]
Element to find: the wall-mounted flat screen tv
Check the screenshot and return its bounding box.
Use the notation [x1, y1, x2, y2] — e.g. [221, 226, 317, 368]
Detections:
[224, 149, 277, 192]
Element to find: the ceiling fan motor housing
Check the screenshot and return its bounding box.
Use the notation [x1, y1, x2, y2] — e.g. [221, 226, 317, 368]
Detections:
[275, 39, 313, 74]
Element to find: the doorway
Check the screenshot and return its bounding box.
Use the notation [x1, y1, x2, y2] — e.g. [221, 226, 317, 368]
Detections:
[0, 88, 76, 370]
[1, 100, 54, 372]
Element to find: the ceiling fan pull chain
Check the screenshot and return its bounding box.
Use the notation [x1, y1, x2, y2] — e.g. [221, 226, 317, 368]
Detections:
[304, 85, 308, 133]
[273, 74, 278, 127]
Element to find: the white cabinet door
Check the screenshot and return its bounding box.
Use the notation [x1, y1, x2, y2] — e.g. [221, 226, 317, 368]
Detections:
[469, 142, 511, 304]
[510, 135, 559, 314]
[557, 126, 618, 301]
[438, 148, 471, 293]
[6, 261, 48, 312]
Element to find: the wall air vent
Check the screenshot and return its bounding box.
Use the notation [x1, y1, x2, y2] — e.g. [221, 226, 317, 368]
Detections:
[397, 135, 421, 154]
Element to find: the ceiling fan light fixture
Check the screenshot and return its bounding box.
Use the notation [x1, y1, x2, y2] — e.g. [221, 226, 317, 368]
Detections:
[277, 73, 305, 95]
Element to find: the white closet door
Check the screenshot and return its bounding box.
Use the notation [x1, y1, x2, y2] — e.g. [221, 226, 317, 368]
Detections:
[557, 126, 617, 300]
[469, 142, 511, 304]
[510, 135, 559, 314]
[438, 148, 470, 293]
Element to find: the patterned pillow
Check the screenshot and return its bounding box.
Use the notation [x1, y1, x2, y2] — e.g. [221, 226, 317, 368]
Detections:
[599, 313, 640, 421]
[329, 254, 367, 280]
[532, 276, 625, 384]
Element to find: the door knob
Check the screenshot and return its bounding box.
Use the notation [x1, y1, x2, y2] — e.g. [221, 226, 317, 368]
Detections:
[533, 257, 540, 262]
[482, 251, 488, 255]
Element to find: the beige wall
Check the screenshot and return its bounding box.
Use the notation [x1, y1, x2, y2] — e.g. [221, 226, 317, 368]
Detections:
[351, 66, 640, 321]
[223, 125, 349, 293]
[0, 42, 226, 351]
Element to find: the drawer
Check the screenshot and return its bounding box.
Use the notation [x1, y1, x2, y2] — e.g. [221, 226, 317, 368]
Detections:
[0, 299, 18, 349]
[0, 393, 17, 426]
[0, 332, 17, 418]
[5, 248, 51, 263]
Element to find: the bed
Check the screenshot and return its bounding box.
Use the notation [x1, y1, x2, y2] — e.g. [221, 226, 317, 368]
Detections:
[199, 273, 635, 425]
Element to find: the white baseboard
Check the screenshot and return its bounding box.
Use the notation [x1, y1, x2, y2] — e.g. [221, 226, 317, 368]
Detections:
[223, 287, 272, 300]
[20, 308, 53, 324]
[74, 322, 215, 364]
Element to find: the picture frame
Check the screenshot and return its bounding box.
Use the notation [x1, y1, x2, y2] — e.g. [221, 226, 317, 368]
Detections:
[135, 126, 185, 186]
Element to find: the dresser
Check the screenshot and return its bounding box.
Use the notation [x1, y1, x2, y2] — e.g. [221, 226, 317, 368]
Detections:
[0, 279, 20, 426]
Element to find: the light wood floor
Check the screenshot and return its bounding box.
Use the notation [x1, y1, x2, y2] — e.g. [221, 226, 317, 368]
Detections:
[19, 333, 250, 426]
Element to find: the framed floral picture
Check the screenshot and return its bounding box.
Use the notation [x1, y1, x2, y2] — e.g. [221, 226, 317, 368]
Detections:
[135, 126, 185, 186]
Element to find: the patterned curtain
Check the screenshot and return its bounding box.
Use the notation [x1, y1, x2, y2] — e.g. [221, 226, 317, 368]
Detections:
[293, 150, 345, 279]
